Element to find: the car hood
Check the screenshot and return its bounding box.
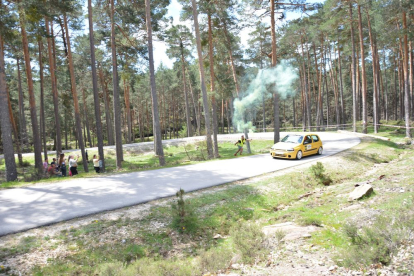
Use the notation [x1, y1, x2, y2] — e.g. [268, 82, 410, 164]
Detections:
[272, 142, 300, 150]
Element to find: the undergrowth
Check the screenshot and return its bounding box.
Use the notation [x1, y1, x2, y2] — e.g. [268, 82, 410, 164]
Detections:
[1, 137, 412, 275]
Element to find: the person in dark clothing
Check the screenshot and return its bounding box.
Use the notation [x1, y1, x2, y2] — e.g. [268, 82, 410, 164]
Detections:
[58, 153, 67, 176]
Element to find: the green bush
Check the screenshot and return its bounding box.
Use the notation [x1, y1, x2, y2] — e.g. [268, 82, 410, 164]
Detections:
[310, 162, 332, 186]
[299, 217, 322, 227]
[339, 212, 414, 269]
[171, 189, 199, 234]
[122, 244, 146, 264]
[21, 160, 31, 167]
[135, 258, 195, 276]
[230, 222, 268, 264]
[199, 246, 233, 273]
[95, 262, 126, 276]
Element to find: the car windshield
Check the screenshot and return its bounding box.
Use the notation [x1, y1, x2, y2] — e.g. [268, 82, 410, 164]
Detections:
[281, 135, 303, 144]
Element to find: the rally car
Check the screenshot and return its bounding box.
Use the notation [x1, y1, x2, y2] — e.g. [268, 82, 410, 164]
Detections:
[270, 133, 323, 160]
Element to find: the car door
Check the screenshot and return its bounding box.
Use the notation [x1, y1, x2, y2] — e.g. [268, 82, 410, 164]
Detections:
[303, 135, 315, 156]
[311, 135, 322, 151]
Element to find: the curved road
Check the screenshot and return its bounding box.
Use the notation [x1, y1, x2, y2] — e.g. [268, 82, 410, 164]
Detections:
[0, 132, 360, 236]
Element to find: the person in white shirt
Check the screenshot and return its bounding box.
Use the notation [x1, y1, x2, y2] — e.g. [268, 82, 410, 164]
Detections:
[68, 155, 80, 176]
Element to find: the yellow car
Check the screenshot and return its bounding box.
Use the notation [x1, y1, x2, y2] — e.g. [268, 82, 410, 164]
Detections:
[270, 133, 323, 160]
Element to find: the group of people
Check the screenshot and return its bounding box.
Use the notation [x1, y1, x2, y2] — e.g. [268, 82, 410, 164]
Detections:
[42, 151, 103, 177]
[40, 136, 248, 178]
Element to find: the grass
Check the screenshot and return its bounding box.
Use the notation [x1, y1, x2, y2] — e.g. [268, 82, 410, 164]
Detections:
[0, 140, 274, 188]
[1, 135, 413, 275]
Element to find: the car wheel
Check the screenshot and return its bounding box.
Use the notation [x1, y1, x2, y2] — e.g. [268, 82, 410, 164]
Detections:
[318, 147, 323, 155]
[296, 150, 303, 160]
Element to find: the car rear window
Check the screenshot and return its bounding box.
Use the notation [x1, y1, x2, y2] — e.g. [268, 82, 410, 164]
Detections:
[312, 135, 319, 142]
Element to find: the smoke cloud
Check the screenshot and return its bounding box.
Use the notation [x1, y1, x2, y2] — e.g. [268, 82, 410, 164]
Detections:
[233, 60, 298, 132]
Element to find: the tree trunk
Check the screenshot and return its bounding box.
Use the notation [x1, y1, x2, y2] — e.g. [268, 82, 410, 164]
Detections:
[45, 19, 62, 156]
[191, 0, 214, 158]
[88, 0, 105, 171]
[349, 1, 357, 132]
[207, 12, 220, 158]
[185, 67, 200, 136]
[0, 31, 18, 181]
[337, 40, 345, 127]
[304, 37, 313, 130]
[180, 43, 192, 137]
[313, 43, 322, 130]
[145, 0, 165, 165]
[7, 85, 23, 166]
[402, 12, 411, 138]
[271, 0, 280, 143]
[82, 88, 92, 147]
[38, 39, 47, 160]
[366, 11, 378, 133]
[110, 0, 124, 168]
[383, 53, 389, 121]
[18, 2, 43, 172]
[98, 66, 114, 145]
[16, 57, 28, 151]
[410, 41, 413, 118]
[357, 5, 368, 133]
[124, 80, 132, 143]
[63, 14, 88, 172]
[300, 37, 311, 131]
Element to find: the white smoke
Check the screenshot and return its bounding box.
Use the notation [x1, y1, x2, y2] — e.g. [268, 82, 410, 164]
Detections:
[233, 60, 298, 132]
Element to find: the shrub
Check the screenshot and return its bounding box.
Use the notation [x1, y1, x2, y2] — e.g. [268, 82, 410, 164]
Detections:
[230, 222, 268, 264]
[299, 217, 322, 227]
[135, 258, 195, 276]
[404, 137, 413, 145]
[95, 262, 126, 276]
[309, 162, 332, 186]
[199, 246, 233, 273]
[339, 212, 414, 269]
[23, 171, 44, 182]
[21, 160, 31, 167]
[171, 189, 199, 234]
[121, 244, 146, 264]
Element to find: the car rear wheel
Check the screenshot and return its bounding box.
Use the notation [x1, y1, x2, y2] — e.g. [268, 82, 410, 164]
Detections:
[296, 150, 303, 160]
[318, 147, 323, 155]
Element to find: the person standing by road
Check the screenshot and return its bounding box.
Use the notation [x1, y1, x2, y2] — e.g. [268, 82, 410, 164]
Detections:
[93, 155, 100, 173]
[234, 135, 252, 156]
[43, 158, 48, 173]
[68, 155, 80, 176]
[58, 153, 67, 176]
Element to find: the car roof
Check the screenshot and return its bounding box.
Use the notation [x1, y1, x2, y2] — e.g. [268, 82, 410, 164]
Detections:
[284, 133, 319, 136]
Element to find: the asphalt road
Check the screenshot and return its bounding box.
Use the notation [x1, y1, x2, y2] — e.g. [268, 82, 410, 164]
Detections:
[0, 132, 360, 236]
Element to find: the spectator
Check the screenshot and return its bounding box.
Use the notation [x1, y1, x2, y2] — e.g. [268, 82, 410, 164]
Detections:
[68, 155, 80, 176]
[47, 163, 61, 177]
[43, 158, 48, 173]
[93, 154, 100, 173]
[58, 153, 67, 176]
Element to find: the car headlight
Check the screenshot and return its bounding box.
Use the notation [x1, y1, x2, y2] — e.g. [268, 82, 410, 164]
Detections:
[287, 148, 295, 152]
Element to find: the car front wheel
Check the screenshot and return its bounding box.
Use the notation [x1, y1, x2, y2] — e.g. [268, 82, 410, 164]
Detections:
[296, 150, 303, 160]
[318, 147, 323, 155]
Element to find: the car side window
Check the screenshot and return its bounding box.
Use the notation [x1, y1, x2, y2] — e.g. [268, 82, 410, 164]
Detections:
[312, 135, 319, 142]
[304, 135, 312, 144]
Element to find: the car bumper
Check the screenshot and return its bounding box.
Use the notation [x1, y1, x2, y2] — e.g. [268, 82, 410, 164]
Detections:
[270, 151, 295, 159]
